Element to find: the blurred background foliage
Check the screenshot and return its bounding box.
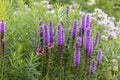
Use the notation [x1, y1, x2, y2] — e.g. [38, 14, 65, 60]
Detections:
[7, 0, 120, 20]
[49, 0, 120, 20]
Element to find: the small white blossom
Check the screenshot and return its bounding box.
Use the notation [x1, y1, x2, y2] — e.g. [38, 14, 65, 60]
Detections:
[112, 59, 118, 63]
[33, 2, 39, 6]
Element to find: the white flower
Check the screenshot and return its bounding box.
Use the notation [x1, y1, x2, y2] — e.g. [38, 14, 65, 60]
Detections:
[33, 2, 39, 6]
[112, 59, 118, 63]
[46, 5, 53, 10]
[101, 35, 108, 41]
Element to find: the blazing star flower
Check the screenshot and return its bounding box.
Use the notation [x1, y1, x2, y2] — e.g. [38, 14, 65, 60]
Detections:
[56, 23, 65, 66]
[74, 37, 82, 67]
[66, 6, 70, 17]
[86, 15, 91, 28]
[66, 6, 70, 25]
[56, 23, 65, 46]
[88, 38, 93, 56]
[80, 14, 86, 36]
[84, 27, 92, 60]
[0, 20, 6, 33]
[74, 37, 82, 78]
[49, 21, 54, 43]
[97, 49, 102, 65]
[72, 19, 78, 40]
[43, 25, 50, 47]
[84, 14, 92, 60]
[90, 60, 96, 75]
[0, 20, 6, 61]
[94, 32, 99, 47]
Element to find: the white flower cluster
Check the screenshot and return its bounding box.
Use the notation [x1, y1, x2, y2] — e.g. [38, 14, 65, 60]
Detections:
[92, 8, 120, 41]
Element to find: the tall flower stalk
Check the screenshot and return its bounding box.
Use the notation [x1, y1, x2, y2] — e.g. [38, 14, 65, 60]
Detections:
[90, 60, 96, 76]
[71, 19, 78, 41]
[43, 25, 50, 66]
[79, 14, 86, 37]
[48, 21, 54, 48]
[74, 37, 82, 79]
[94, 32, 99, 47]
[0, 20, 5, 61]
[35, 20, 44, 55]
[97, 49, 102, 66]
[49, 21, 54, 43]
[84, 27, 92, 62]
[66, 6, 70, 26]
[39, 20, 44, 47]
[56, 23, 65, 66]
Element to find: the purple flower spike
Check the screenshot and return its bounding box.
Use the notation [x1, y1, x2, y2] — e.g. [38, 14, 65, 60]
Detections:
[86, 15, 91, 28]
[94, 32, 99, 47]
[80, 14, 86, 36]
[84, 27, 91, 52]
[90, 60, 96, 75]
[49, 21, 54, 43]
[66, 6, 70, 25]
[74, 37, 82, 78]
[43, 25, 50, 47]
[97, 49, 102, 65]
[66, 6, 70, 17]
[84, 27, 92, 61]
[72, 19, 78, 40]
[74, 37, 82, 67]
[0, 20, 6, 33]
[88, 38, 93, 56]
[0, 20, 6, 61]
[56, 23, 65, 46]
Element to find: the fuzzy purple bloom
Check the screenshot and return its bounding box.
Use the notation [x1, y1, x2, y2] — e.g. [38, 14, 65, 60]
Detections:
[94, 32, 99, 47]
[86, 15, 91, 28]
[0, 20, 6, 33]
[56, 23, 65, 67]
[43, 25, 50, 47]
[97, 49, 102, 65]
[84, 15, 92, 60]
[90, 60, 96, 75]
[74, 37, 82, 67]
[84, 27, 92, 52]
[49, 21, 54, 43]
[88, 38, 93, 56]
[80, 14, 86, 36]
[0, 20, 5, 61]
[66, 6, 70, 25]
[66, 6, 70, 17]
[72, 19, 78, 40]
[56, 23, 65, 46]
